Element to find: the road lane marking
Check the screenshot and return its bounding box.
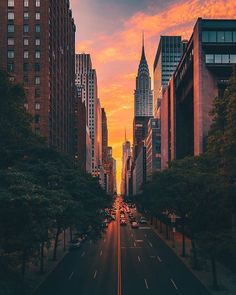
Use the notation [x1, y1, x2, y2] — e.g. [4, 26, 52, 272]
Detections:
[104, 238, 106, 242]
[68, 272, 74, 280]
[81, 251, 85, 257]
[144, 279, 149, 289]
[134, 241, 137, 247]
[144, 234, 147, 238]
[131, 233, 134, 237]
[100, 250, 103, 256]
[139, 227, 151, 230]
[170, 278, 178, 290]
[117, 206, 122, 295]
[135, 239, 143, 242]
[93, 270, 97, 279]
[157, 256, 162, 262]
[148, 241, 153, 248]
[138, 255, 141, 263]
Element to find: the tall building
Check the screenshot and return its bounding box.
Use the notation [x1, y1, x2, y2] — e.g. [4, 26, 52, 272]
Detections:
[134, 36, 153, 117]
[121, 137, 131, 196]
[153, 36, 185, 117]
[133, 143, 146, 196]
[102, 108, 108, 164]
[0, 0, 76, 154]
[161, 18, 236, 169]
[145, 118, 161, 180]
[75, 54, 99, 175]
[133, 37, 153, 159]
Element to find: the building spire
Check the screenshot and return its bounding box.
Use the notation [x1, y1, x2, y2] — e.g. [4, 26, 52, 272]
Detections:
[141, 31, 146, 61]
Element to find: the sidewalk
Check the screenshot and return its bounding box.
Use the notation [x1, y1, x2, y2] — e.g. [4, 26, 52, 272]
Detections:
[150, 220, 236, 295]
[26, 229, 70, 294]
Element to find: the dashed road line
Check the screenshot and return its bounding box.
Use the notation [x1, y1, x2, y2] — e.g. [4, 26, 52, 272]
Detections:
[157, 256, 162, 262]
[148, 241, 153, 248]
[144, 278, 149, 289]
[93, 270, 98, 279]
[81, 251, 85, 257]
[100, 250, 103, 256]
[134, 241, 137, 247]
[138, 255, 141, 263]
[68, 272, 74, 280]
[170, 278, 178, 290]
[104, 238, 106, 242]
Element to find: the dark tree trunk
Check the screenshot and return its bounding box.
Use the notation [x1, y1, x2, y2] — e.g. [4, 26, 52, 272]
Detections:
[211, 255, 219, 290]
[70, 227, 73, 242]
[191, 239, 198, 269]
[21, 248, 27, 277]
[182, 224, 186, 257]
[63, 229, 66, 252]
[40, 241, 44, 274]
[53, 227, 60, 261]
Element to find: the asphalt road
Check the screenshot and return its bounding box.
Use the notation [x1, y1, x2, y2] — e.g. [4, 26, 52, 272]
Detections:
[34, 200, 210, 295]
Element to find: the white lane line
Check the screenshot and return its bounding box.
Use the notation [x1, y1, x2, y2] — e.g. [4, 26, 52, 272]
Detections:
[104, 238, 106, 242]
[68, 272, 74, 280]
[144, 278, 149, 289]
[170, 278, 178, 290]
[100, 250, 103, 256]
[148, 241, 153, 248]
[157, 256, 162, 262]
[144, 234, 147, 238]
[131, 233, 134, 237]
[134, 241, 137, 247]
[138, 255, 141, 263]
[135, 239, 143, 242]
[93, 270, 98, 279]
[81, 251, 85, 257]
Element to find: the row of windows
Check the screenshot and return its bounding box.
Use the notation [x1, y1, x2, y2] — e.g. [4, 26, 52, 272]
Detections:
[205, 54, 236, 64]
[8, 24, 41, 33]
[24, 102, 40, 110]
[8, 12, 40, 20]
[8, 37, 40, 46]
[8, 0, 40, 7]
[7, 62, 40, 72]
[202, 31, 236, 43]
[8, 50, 41, 58]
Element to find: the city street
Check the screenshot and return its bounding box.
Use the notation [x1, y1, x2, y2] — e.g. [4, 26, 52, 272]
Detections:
[35, 200, 210, 295]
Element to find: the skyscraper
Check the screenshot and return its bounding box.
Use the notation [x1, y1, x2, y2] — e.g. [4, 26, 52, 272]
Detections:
[134, 36, 153, 117]
[0, 0, 76, 154]
[153, 36, 185, 117]
[75, 53, 99, 175]
[133, 37, 153, 159]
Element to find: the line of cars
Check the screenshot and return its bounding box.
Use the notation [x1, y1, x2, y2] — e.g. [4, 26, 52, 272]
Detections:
[119, 202, 148, 229]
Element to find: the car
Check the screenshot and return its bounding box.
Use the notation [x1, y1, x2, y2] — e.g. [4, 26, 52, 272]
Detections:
[110, 214, 116, 220]
[120, 213, 125, 218]
[131, 221, 139, 229]
[69, 241, 81, 250]
[120, 219, 127, 226]
[139, 218, 148, 224]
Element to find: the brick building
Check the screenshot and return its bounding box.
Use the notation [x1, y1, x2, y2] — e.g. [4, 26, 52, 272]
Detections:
[0, 0, 76, 154]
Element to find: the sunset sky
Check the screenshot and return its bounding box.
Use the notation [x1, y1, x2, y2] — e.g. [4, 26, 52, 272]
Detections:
[70, 0, 236, 191]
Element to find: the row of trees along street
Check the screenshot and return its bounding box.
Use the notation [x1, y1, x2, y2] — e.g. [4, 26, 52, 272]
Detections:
[0, 70, 112, 294]
[136, 67, 236, 290]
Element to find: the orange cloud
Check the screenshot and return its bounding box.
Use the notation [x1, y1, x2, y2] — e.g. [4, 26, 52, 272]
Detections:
[74, 0, 236, 192]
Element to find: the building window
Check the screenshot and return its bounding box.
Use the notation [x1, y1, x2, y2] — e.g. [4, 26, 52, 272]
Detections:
[35, 114, 40, 124]
[23, 38, 29, 46]
[7, 63, 14, 72]
[222, 54, 230, 63]
[23, 63, 29, 71]
[24, 51, 29, 58]
[35, 38, 40, 46]
[217, 31, 225, 42]
[8, 0, 14, 7]
[7, 24, 14, 33]
[35, 63, 40, 71]
[24, 0, 29, 7]
[23, 76, 28, 83]
[35, 25, 40, 33]
[23, 24, 29, 33]
[35, 128, 40, 135]
[35, 77, 40, 85]
[35, 102, 40, 110]
[209, 31, 217, 42]
[35, 12, 40, 20]
[36, 0, 40, 7]
[35, 51, 40, 58]
[7, 50, 14, 58]
[24, 12, 29, 20]
[35, 88, 40, 97]
[225, 31, 232, 42]
[8, 12, 14, 20]
[230, 54, 236, 63]
[24, 103, 28, 110]
[7, 38, 14, 45]
[215, 54, 222, 63]
[205, 54, 214, 64]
